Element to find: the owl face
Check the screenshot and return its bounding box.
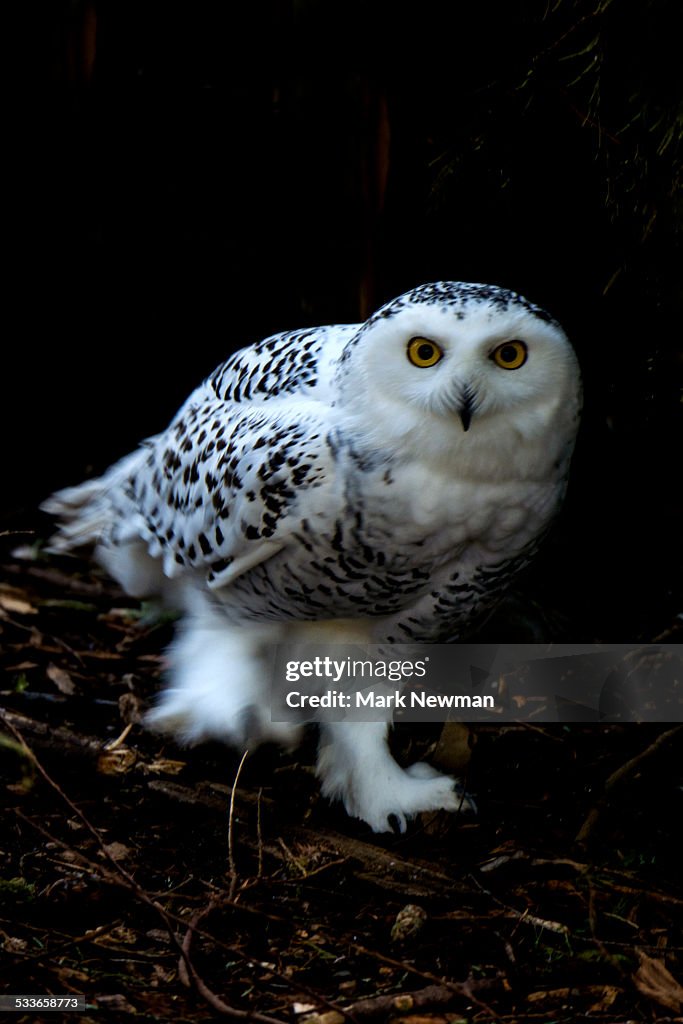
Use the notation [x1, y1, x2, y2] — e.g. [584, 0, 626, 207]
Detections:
[342, 283, 580, 445]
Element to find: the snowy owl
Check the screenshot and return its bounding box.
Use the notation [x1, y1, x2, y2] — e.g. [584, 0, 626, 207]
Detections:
[44, 282, 581, 833]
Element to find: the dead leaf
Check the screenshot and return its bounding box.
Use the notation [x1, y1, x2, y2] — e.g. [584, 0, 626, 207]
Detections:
[431, 722, 472, 774]
[0, 932, 29, 953]
[46, 662, 76, 694]
[588, 985, 620, 1013]
[99, 841, 133, 862]
[0, 586, 37, 615]
[633, 950, 683, 1012]
[97, 748, 137, 775]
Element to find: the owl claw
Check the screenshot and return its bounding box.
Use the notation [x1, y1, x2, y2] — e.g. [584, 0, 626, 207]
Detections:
[453, 781, 477, 816]
[387, 813, 405, 835]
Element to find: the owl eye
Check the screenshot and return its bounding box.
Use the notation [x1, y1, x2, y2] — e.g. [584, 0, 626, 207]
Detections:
[407, 337, 443, 368]
[491, 340, 528, 370]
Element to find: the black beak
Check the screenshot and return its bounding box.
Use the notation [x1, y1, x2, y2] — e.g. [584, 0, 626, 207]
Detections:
[458, 389, 475, 432]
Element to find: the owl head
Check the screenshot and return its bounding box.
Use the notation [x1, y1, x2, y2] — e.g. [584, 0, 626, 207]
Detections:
[338, 282, 581, 472]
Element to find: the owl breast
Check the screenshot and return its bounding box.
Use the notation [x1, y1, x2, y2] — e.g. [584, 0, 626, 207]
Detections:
[213, 450, 565, 635]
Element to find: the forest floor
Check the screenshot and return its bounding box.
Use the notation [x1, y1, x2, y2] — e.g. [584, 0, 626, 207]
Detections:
[1, 546, 683, 1023]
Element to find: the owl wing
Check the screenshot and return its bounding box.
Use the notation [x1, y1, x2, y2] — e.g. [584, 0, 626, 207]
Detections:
[124, 395, 334, 590]
[44, 324, 356, 592]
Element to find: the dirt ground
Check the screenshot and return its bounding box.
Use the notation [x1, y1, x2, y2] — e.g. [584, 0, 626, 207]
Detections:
[1, 548, 682, 1023]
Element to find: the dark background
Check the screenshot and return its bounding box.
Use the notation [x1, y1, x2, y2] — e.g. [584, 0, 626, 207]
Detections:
[5, 0, 682, 641]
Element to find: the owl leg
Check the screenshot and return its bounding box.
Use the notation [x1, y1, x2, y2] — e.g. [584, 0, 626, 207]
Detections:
[145, 600, 301, 749]
[316, 720, 473, 833]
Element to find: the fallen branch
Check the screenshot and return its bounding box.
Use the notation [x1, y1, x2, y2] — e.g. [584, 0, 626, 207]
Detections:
[576, 724, 683, 845]
[0, 707, 103, 760]
[345, 981, 505, 1021]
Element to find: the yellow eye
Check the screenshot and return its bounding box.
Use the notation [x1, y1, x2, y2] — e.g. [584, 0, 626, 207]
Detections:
[491, 340, 528, 370]
[407, 337, 443, 367]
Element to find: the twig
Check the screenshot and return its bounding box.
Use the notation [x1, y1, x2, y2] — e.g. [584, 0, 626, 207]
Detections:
[518, 722, 566, 743]
[576, 724, 683, 845]
[104, 722, 133, 750]
[179, 901, 215, 987]
[256, 786, 264, 878]
[228, 749, 249, 899]
[345, 983, 499, 1021]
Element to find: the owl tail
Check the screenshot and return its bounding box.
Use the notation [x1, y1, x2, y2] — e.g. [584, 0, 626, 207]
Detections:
[41, 447, 151, 554]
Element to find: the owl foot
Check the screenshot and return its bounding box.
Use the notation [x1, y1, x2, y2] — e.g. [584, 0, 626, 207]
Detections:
[317, 721, 475, 833]
[146, 688, 302, 749]
[145, 616, 301, 748]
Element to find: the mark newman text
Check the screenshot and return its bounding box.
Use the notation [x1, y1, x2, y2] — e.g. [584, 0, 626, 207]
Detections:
[285, 690, 495, 709]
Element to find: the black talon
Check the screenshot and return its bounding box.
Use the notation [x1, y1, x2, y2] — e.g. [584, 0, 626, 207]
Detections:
[454, 782, 477, 815]
[387, 813, 402, 834]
